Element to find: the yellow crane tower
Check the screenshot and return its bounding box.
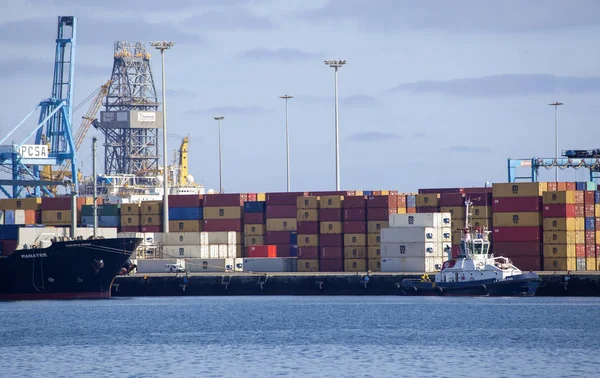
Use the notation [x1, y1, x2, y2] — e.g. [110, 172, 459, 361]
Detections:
[179, 136, 189, 186]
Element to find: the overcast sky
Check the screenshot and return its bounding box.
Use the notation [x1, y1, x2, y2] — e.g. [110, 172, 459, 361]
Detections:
[1, 0, 599, 193]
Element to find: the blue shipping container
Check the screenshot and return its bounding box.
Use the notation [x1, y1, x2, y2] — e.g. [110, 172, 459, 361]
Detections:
[169, 207, 203, 220]
[595, 191, 600, 204]
[0, 225, 20, 240]
[363, 191, 373, 196]
[406, 195, 417, 206]
[244, 201, 265, 213]
[576, 182, 586, 191]
[585, 217, 595, 231]
[289, 244, 298, 257]
[289, 231, 298, 245]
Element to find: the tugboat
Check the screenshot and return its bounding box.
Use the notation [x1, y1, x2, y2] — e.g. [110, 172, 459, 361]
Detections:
[399, 199, 541, 296]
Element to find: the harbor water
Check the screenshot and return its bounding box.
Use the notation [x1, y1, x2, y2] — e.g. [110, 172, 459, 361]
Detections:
[1, 296, 599, 377]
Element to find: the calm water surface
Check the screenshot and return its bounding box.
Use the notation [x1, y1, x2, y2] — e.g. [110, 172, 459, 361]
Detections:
[0, 296, 598, 377]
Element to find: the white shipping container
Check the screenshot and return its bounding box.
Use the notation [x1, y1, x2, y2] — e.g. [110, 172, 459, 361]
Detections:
[17, 227, 117, 248]
[234, 258, 244, 272]
[118, 232, 144, 239]
[389, 213, 451, 228]
[381, 258, 402, 272]
[0, 210, 4, 225]
[381, 242, 443, 258]
[142, 232, 162, 246]
[218, 244, 228, 258]
[14, 209, 26, 225]
[164, 245, 202, 258]
[186, 258, 227, 272]
[209, 244, 219, 258]
[201, 231, 241, 245]
[164, 232, 201, 245]
[200, 245, 210, 259]
[381, 227, 440, 243]
[381, 256, 443, 272]
[136, 259, 178, 273]
[227, 245, 238, 258]
[242, 257, 297, 272]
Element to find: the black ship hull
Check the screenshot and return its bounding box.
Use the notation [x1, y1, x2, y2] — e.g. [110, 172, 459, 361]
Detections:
[400, 272, 542, 297]
[0, 237, 141, 300]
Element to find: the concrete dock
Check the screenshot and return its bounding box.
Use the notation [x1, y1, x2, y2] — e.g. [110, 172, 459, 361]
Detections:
[111, 271, 600, 297]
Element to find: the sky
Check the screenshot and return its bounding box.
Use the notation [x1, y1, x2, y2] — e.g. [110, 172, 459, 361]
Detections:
[0, 0, 599, 194]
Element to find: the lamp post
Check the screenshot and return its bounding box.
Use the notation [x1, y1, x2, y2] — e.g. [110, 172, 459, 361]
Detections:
[150, 40, 175, 233]
[548, 101, 564, 182]
[213, 116, 225, 193]
[279, 95, 293, 192]
[324, 59, 346, 191]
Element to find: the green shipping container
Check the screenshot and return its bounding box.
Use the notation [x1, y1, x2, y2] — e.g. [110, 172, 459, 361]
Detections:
[585, 182, 597, 191]
[81, 204, 121, 217]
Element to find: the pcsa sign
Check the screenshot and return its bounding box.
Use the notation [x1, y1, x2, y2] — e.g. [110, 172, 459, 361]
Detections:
[20, 145, 49, 159]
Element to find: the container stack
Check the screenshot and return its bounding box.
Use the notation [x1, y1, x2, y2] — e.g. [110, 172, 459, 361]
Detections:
[344, 194, 369, 271]
[492, 182, 545, 271]
[364, 194, 398, 272]
[265, 192, 303, 257]
[297, 195, 319, 272]
[168, 194, 203, 232]
[140, 201, 163, 233]
[0, 198, 40, 226]
[542, 189, 580, 271]
[81, 204, 120, 228]
[406, 194, 417, 214]
[202, 194, 244, 232]
[584, 188, 596, 271]
[243, 199, 266, 254]
[319, 195, 344, 272]
[439, 192, 465, 258]
[396, 194, 407, 215]
[120, 203, 141, 232]
[41, 197, 74, 226]
[416, 193, 440, 214]
[381, 213, 451, 272]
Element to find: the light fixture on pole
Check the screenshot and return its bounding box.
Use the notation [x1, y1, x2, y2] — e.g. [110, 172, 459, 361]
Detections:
[213, 116, 225, 194]
[150, 40, 175, 233]
[324, 59, 346, 191]
[279, 95, 293, 192]
[548, 101, 564, 182]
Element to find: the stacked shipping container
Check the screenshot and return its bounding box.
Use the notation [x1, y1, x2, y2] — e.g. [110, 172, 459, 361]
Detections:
[297, 195, 319, 272]
[365, 194, 398, 272]
[319, 195, 344, 272]
[265, 192, 301, 258]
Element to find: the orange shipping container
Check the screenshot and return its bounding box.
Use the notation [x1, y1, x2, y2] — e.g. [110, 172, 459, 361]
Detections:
[368, 258, 381, 272]
[543, 231, 576, 244]
[543, 244, 576, 259]
[320, 221, 343, 234]
[471, 206, 492, 219]
[244, 224, 265, 236]
[319, 196, 344, 209]
[297, 259, 319, 272]
[121, 215, 141, 226]
[493, 212, 541, 227]
[298, 234, 319, 248]
[368, 246, 381, 259]
[140, 201, 163, 215]
[367, 221, 388, 234]
[543, 191, 576, 205]
[344, 247, 367, 259]
[41, 210, 71, 224]
[203, 206, 243, 220]
[440, 206, 465, 219]
[121, 203, 140, 216]
[344, 258, 367, 272]
[344, 233, 366, 247]
[296, 196, 319, 209]
[169, 220, 202, 232]
[493, 182, 547, 198]
[406, 207, 417, 214]
[266, 218, 297, 231]
[368, 234, 381, 246]
[142, 215, 162, 226]
[452, 219, 466, 230]
[296, 209, 318, 222]
[543, 218, 576, 231]
[543, 257, 576, 271]
[416, 194, 440, 208]
[0, 198, 41, 210]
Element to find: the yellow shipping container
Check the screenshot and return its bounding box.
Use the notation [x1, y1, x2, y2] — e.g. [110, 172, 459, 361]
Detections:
[169, 220, 202, 232]
[368, 258, 381, 272]
[471, 218, 491, 229]
[543, 231, 577, 244]
[344, 247, 367, 259]
[416, 194, 440, 207]
[121, 203, 140, 216]
[203, 206, 242, 220]
[142, 215, 162, 226]
[41, 210, 71, 224]
[452, 231, 462, 245]
[140, 201, 163, 215]
[368, 246, 381, 259]
[493, 212, 541, 227]
[0, 198, 41, 210]
[244, 235, 265, 246]
[296, 209, 318, 222]
[344, 233, 366, 247]
[452, 219, 466, 230]
[380, 190, 390, 196]
[596, 204, 600, 217]
[297, 259, 319, 272]
[586, 257, 597, 271]
[543, 218, 576, 231]
[543, 191, 576, 205]
[493, 182, 547, 198]
[298, 234, 319, 248]
[575, 217, 585, 231]
[319, 195, 344, 209]
[440, 206, 465, 219]
[543, 244, 576, 259]
[257, 193, 266, 202]
[344, 258, 367, 272]
[367, 221, 388, 234]
[320, 221, 343, 234]
[244, 224, 265, 236]
[296, 196, 319, 209]
[576, 231, 585, 244]
[368, 233, 381, 246]
[596, 231, 600, 241]
[266, 218, 297, 231]
[120, 215, 140, 226]
[472, 206, 491, 219]
[543, 257, 576, 271]
[396, 207, 407, 214]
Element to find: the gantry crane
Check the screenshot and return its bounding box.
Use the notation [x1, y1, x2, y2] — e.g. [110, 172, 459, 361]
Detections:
[508, 149, 600, 183]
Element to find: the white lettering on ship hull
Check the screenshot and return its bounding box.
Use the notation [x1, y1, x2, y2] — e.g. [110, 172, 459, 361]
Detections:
[21, 253, 48, 259]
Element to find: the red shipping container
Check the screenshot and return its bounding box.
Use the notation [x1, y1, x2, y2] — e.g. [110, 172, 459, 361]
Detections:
[397, 195, 407, 207]
[319, 208, 343, 221]
[585, 244, 595, 258]
[492, 241, 541, 257]
[493, 197, 542, 213]
[247, 245, 277, 258]
[297, 221, 319, 234]
[247, 193, 257, 202]
[119, 225, 140, 232]
[547, 182, 558, 192]
[367, 207, 396, 220]
[575, 205, 585, 218]
[320, 247, 343, 259]
[585, 204, 595, 217]
[319, 258, 344, 272]
[275, 244, 291, 257]
[468, 193, 492, 206]
[565, 182, 576, 191]
[439, 193, 465, 206]
[585, 231, 595, 245]
[343, 195, 366, 209]
[344, 208, 366, 221]
[168, 194, 202, 208]
[574, 191, 584, 204]
[266, 205, 297, 218]
[418, 188, 463, 194]
[244, 212, 265, 224]
[203, 193, 244, 207]
[463, 187, 493, 194]
[297, 247, 319, 259]
[504, 255, 541, 271]
[320, 234, 343, 247]
[35, 210, 42, 224]
[493, 227, 542, 242]
[585, 191, 595, 205]
[366, 195, 398, 209]
[41, 197, 72, 210]
[265, 231, 292, 244]
[266, 192, 308, 206]
[597, 245, 600, 258]
[141, 225, 162, 232]
[576, 244, 585, 258]
[0, 240, 18, 256]
[417, 206, 439, 213]
[542, 204, 576, 218]
[344, 221, 366, 234]
[203, 219, 243, 232]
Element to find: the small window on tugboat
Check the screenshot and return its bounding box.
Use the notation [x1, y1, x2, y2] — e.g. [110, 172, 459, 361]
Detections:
[473, 242, 483, 255]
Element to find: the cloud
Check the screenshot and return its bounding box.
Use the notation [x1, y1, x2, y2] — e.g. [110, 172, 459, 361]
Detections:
[347, 131, 401, 142]
[0, 58, 108, 79]
[447, 146, 491, 153]
[183, 9, 277, 30]
[188, 105, 270, 116]
[299, 0, 600, 33]
[239, 48, 322, 61]
[387, 74, 600, 97]
[341, 94, 377, 107]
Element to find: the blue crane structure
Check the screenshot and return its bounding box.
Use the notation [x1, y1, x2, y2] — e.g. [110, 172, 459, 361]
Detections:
[508, 150, 600, 183]
[0, 16, 77, 198]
